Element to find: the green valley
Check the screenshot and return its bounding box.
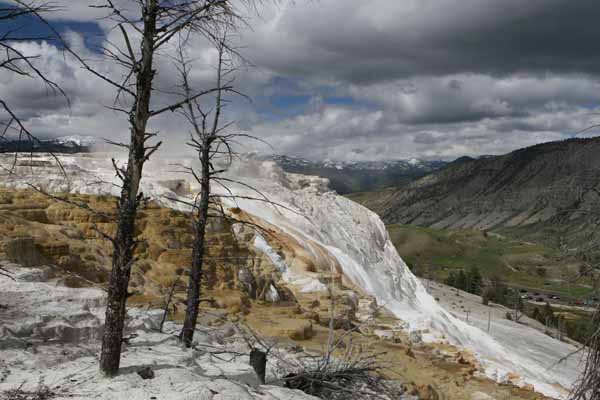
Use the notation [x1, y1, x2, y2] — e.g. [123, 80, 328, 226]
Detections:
[386, 224, 597, 299]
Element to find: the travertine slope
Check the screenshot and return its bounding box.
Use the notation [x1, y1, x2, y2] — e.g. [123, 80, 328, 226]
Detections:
[0, 152, 583, 399]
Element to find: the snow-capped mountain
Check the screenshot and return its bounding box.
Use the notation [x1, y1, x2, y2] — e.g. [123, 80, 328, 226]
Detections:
[261, 155, 447, 194]
[0, 134, 98, 153]
[268, 155, 445, 172]
[53, 135, 98, 148]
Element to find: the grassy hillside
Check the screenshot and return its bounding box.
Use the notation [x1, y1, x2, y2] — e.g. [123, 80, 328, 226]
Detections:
[387, 224, 596, 298]
[351, 138, 600, 259]
[345, 188, 392, 207]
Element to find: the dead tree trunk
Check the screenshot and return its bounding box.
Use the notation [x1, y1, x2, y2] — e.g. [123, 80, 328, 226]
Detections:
[174, 33, 228, 347]
[95, 0, 247, 374]
[6, 0, 249, 377]
[100, 1, 157, 375]
[181, 144, 212, 346]
[174, 35, 269, 346]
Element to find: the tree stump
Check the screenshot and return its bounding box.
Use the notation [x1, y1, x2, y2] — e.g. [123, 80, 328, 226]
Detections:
[249, 349, 267, 384]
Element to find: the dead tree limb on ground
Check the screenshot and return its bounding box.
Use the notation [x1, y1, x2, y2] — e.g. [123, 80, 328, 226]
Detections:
[159, 268, 183, 332]
[275, 311, 401, 400]
[0, 265, 14, 280]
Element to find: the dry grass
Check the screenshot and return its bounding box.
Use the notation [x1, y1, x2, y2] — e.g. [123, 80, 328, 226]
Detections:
[2, 384, 55, 400]
[280, 346, 403, 400]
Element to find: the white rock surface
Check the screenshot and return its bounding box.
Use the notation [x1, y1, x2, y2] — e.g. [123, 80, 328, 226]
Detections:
[0, 153, 584, 399]
[0, 264, 318, 400]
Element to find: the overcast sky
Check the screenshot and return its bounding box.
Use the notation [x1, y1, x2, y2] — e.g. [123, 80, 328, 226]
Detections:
[2, 0, 600, 161]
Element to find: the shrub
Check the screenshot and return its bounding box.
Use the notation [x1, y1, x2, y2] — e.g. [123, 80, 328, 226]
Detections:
[4, 236, 47, 267]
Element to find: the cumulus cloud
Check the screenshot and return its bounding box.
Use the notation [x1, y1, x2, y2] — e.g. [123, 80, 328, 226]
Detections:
[243, 102, 597, 161]
[3, 0, 600, 160]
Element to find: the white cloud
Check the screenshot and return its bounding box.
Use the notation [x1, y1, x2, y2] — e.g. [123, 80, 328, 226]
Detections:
[3, 0, 600, 161]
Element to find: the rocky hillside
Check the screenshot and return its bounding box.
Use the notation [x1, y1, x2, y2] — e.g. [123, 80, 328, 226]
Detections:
[354, 137, 600, 252]
[263, 155, 446, 194]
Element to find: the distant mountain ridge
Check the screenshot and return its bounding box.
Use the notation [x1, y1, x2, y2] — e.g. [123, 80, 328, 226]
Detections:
[0, 135, 97, 153]
[355, 137, 600, 252]
[262, 154, 447, 194]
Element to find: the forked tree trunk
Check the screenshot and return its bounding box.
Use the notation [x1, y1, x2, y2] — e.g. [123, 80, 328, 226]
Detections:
[99, 1, 157, 376]
[181, 145, 212, 347]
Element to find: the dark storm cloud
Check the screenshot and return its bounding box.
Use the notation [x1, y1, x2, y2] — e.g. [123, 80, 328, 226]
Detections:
[439, 1, 600, 77]
[448, 80, 463, 91]
[413, 132, 448, 145]
[248, 0, 600, 83]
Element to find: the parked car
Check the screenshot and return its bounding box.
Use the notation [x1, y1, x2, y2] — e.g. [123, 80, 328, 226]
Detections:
[536, 297, 545, 302]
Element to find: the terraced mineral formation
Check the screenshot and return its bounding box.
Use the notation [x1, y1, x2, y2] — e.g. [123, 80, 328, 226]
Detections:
[0, 153, 583, 399]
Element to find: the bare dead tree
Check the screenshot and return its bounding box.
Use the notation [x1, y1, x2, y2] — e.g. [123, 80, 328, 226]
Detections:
[550, 205, 600, 397]
[40, 0, 256, 376]
[566, 251, 600, 399]
[174, 32, 232, 347]
[171, 31, 285, 347]
[3, 0, 263, 374]
[167, 23, 313, 349]
[570, 307, 600, 400]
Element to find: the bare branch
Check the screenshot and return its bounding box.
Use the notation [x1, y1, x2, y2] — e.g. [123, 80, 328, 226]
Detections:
[149, 86, 230, 117]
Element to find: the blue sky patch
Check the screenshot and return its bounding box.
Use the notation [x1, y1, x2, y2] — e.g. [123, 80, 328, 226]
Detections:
[0, 2, 105, 49]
